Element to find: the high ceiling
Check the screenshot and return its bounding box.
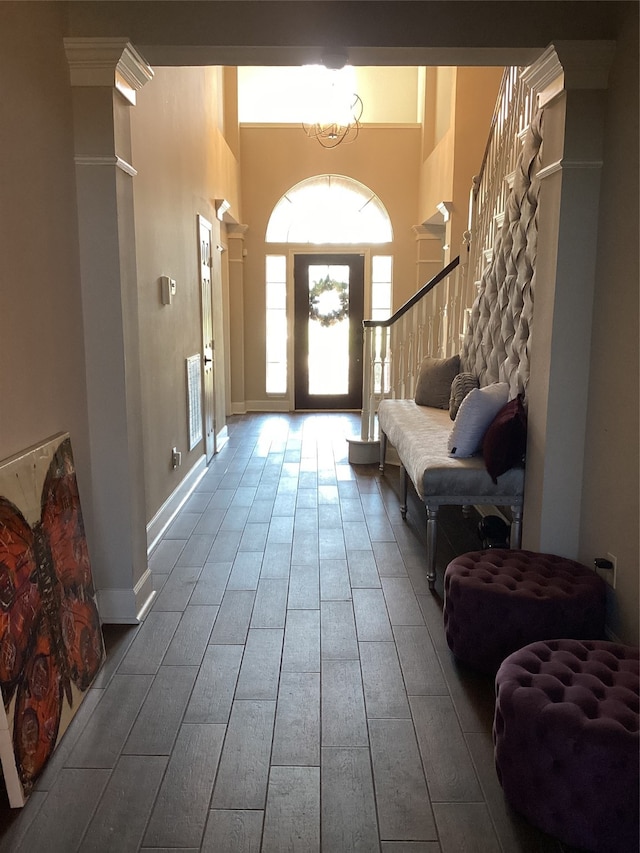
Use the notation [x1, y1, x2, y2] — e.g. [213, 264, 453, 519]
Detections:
[238, 66, 423, 124]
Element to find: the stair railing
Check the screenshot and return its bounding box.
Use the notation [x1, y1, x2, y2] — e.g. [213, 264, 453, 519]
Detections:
[360, 257, 461, 441]
[466, 65, 535, 293]
[358, 65, 537, 444]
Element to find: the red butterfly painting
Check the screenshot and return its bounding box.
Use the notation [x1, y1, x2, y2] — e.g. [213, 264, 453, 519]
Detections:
[0, 434, 104, 800]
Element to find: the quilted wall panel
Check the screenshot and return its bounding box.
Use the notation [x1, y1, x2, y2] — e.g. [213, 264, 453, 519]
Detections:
[461, 108, 544, 400]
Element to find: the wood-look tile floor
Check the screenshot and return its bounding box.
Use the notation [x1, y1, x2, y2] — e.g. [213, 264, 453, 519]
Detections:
[0, 413, 574, 852]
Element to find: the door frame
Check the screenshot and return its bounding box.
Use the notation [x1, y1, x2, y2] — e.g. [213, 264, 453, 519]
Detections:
[293, 251, 365, 410]
[198, 214, 217, 462]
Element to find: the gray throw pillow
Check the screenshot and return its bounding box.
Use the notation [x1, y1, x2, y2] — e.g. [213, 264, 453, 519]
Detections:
[447, 382, 510, 457]
[449, 372, 480, 420]
[414, 355, 461, 409]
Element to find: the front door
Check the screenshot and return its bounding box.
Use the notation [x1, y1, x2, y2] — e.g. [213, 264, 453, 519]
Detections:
[294, 253, 364, 410]
[198, 215, 216, 462]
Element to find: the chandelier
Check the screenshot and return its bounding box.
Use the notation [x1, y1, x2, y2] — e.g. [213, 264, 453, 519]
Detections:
[302, 60, 363, 149]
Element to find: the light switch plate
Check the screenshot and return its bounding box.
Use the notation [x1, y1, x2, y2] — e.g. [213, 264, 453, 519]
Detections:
[160, 276, 176, 305]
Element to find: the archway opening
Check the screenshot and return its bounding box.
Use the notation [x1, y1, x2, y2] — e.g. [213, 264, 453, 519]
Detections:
[265, 174, 393, 244]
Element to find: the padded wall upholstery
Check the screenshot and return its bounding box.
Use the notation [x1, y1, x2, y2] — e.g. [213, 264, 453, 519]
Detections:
[461, 108, 544, 398]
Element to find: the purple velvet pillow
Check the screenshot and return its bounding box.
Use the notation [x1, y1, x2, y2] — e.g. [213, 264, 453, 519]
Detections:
[482, 394, 527, 483]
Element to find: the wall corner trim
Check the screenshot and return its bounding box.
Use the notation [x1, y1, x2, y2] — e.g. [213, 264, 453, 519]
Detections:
[523, 41, 616, 108]
[96, 587, 139, 625]
[134, 569, 156, 621]
[537, 158, 604, 182]
[74, 155, 138, 177]
[522, 45, 564, 106]
[64, 37, 154, 103]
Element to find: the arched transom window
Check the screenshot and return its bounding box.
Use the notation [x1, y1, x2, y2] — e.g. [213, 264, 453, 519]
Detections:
[266, 174, 393, 244]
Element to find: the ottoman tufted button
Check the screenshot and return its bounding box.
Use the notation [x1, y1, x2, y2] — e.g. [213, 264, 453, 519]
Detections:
[557, 670, 573, 686]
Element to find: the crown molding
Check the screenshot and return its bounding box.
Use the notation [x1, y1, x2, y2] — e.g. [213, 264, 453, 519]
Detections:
[523, 40, 616, 108]
[226, 223, 249, 237]
[412, 223, 445, 239]
[64, 38, 153, 104]
[74, 155, 138, 177]
[436, 201, 454, 223]
[550, 41, 616, 91]
[522, 45, 563, 105]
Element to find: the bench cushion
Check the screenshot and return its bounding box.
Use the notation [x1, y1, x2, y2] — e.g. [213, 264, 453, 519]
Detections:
[378, 399, 524, 501]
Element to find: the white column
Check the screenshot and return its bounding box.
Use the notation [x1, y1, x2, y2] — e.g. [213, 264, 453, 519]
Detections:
[521, 41, 615, 557]
[226, 225, 248, 414]
[65, 38, 154, 622]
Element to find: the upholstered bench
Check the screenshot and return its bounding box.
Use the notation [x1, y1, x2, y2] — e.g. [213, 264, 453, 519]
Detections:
[378, 399, 525, 589]
[494, 639, 639, 852]
[443, 549, 606, 673]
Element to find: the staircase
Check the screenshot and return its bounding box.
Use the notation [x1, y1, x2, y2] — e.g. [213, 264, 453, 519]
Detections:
[355, 65, 539, 451]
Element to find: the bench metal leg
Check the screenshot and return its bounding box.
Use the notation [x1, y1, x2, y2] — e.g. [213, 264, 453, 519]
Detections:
[510, 505, 523, 549]
[426, 504, 438, 589]
[379, 430, 387, 472]
[400, 464, 408, 519]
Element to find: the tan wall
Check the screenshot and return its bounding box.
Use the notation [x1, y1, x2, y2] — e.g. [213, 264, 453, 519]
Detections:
[0, 5, 92, 521]
[451, 67, 504, 252]
[238, 125, 422, 407]
[419, 128, 455, 222]
[580, 17, 639, 644]
[419, 66, 502, 254]
[420, 67, 455, 211]
[131, 66, 240, 518]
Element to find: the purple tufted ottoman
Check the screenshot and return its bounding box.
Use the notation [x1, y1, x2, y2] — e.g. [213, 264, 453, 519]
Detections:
[494, 639, 639, 852]
[443, 549, 606, 674]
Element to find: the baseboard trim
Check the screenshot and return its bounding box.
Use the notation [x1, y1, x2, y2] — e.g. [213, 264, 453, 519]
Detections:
[96, 586, 139, 625]
[245, 399, 291, 412]
[216, 424, 230, 451]
[146, 454, 207, 554]
[134, 568, 156, 622]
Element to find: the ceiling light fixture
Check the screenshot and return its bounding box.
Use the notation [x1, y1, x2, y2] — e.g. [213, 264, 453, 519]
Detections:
[302, 58, 363, 149]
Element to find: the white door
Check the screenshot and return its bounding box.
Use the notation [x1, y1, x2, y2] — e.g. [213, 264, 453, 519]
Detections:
[198, 215, 216, 462]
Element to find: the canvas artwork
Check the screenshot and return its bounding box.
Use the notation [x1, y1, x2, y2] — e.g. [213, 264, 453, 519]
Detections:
[0, 433, 105, 807]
